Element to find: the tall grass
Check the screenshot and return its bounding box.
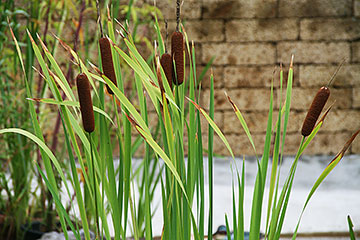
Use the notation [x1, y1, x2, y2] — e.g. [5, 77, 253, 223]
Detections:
[0, 3, 359, 240]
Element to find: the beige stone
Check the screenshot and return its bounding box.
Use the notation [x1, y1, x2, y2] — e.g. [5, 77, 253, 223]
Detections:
[202, 43, 276, 65]
[283, 88, 352, 110]
[146, 0, 201, 20]
[183, 20, 224, 43]
[164, 20, 223, 43]
[299, 64, 360, 87]
[201, 88, 277, 111]
[307, 132, 352, 155]
[352, 42, 360, 62]
[224, 66, 300, 88]
[355, 0, 360, 17]
[277, 42, 350, 64]
[200, 67, 224, 89]
[287, 132, 351, 155]
[208, 133, 266, 157]
[226, 19, 299, 42]
[352, 133, 360, 153]
[202, 0, 277, 19]
[300, 18, 360, 40]
[200, 111, 224, 136]
[222, 109, 305, 135]
[279, 0, 352, 17]
[285, 111, 306, 134]
[323, 110, 360, 132]
[223, 111, 272, 134]
[353, 88, 360, 108]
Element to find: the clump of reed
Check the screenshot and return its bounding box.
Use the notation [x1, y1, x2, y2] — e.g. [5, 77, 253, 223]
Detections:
[2, 2, 360, 240]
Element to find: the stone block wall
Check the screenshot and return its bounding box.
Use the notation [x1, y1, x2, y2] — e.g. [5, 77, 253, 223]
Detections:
[150, 0, 360, 156]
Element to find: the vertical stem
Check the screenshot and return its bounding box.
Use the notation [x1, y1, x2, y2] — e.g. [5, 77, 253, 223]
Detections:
[207, 73, 214, 239]
[89, 132, 100, 239]
[176, 0, 180, 32]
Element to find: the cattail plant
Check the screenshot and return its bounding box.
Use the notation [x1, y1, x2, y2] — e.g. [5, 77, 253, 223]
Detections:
[160, 53, 173, 88]
[301, 86, 330, 137]
[160, 20, 173, 88]
[301, 59, 344, 137]
[76, 70, 100, 239]
[99, 37, 117, 94]
[171, 0, 184, 85]
[76, 73, 95, 133]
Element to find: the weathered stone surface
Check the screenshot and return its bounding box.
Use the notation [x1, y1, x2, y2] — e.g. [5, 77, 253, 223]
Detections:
[146, 0, 201, 20]
[282, 88, 352, 110]
[201, 66, 224, 89]
[277, 42, 350, 64]
[226, 19, 299, 42]
[353, 88, 360, 108]
[184, 20, 224, 43]
[201, 88, 277, 111]
[202, 0, 277, 19]
[355, 0, 360, 17]
[300, 18, 360, 40]
[223, 111, 272, 134]
[352, 42, 360, 62]
[299, 64, 360, 87]
[285, 132, 351, 155]
[352, 133, 360, 153]
[279, 0, 352, 17]
[200, 111, 224, 135]
[224, 65, 300, 88]
[322, 110, 360, 132]
[224, 66, 275, 88]
[206, 133, 266, 156]
[202, 43, 276, 65]
[165, 20, 224, 43]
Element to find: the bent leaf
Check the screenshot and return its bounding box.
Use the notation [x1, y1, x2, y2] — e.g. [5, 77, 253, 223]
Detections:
[186, 97, 234, 159]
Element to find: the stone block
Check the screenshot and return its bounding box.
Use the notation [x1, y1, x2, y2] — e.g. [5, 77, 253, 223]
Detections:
[226, 19, 299, 42]
[300, 18, 360, 41]
[299, 64, 360, 87]
[203, 43, 276, 65]
[279, 0, 352, 17]
[277, 42, 350, 64]
[352, 42, 360, 62]
[202, 0, 277, 19]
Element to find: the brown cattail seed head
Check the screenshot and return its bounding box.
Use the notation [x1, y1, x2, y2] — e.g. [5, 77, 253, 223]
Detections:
[160, 53, 173, 89]
[99, 37, 117, 94]
[301, 86, 330, 137]
[171, 31, 184, 85]
[76, 73, 95, 133]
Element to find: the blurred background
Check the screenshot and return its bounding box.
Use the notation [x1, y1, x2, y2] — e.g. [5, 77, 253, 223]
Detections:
[2, 0, 359, 159]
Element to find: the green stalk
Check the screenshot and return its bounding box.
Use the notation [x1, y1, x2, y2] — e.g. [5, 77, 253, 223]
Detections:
[249, 78, 274, 240]
[268, 137, 305, 240]
[89, 132, 100, 238]
[135, 73, 152, 239]
[207, 73, 214, 239]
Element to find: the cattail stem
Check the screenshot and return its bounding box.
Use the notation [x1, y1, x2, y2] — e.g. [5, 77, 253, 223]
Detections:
[96, 0, 104, 37]
[165, 19, 169, 53]
[327, 58, 346, 87]
[89, 132, 100, 239]
[176, 0, 180, 32]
